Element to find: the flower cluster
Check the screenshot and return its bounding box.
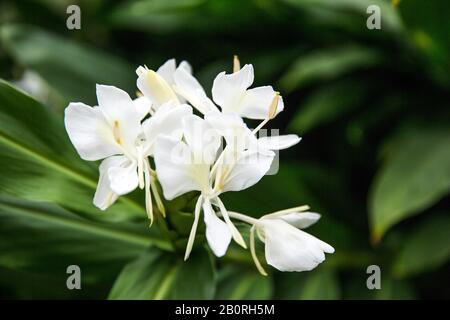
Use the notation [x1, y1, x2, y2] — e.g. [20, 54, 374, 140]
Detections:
[64, 57, 334, 274]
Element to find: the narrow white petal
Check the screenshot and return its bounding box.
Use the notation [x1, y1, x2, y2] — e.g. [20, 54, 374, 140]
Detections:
[278, 212, 321, 229]
[261, 219, 334, 272]
[212, 64, 254, 111]
[156, 58, 177, 84]
[257, 134, 301, 151]
[178, 60, 192, 74]
[203, 198, 232, 257]
[64, 102, 121, 161]
[173, 67, 218, 114]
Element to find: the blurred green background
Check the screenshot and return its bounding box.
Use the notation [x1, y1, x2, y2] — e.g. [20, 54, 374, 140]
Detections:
[0, 0, 449, 299]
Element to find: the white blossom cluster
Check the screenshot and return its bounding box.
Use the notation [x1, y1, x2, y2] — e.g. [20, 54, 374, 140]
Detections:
[64, 57, 334, 274]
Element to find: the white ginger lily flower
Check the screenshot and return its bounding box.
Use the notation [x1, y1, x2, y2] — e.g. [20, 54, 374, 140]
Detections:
[211, 63, 284, 120]
[136, 58, 220, 116]
[64, 84, 191, 224]
[136, 59, 190, 111]
[226, 206, 334, 275]
[154, 114, 275, 259]
[205, 111, 301, 157]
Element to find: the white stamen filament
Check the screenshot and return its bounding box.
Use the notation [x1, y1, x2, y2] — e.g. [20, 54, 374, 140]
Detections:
[185, 195, 203, 261]
[250, 226, 268, 276]
[216, 197, 247, 249]
[263, 205, 310, 219]
[149, 167, 166, 217]
[144, 163, 153, 226]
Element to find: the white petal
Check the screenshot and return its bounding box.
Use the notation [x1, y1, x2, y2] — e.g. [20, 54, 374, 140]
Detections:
[261, 219, 334, 272]
[107, 159, 139, 195]
[142, 102, 192, 155]
[257, 134, 301, 151]
[154, 135, 209, 200]
[96, 85, 143, 150]
[173, 67, 218, 114]
[136, 66, 179, 108]
[132, 96, 152, 120]
[178, 60, 192, 74]
[182, 114, 221, 165]
[156, 58, 177, 84]
[203, 198, 232, 257]
[221, 150, 275, 192]
[205, 112, 255, 149]
[93, 156, 123, 210]
[64, 102, 121, 161]
[212, 64, 254, 111]
[279, 212, 321, 229]
[237, 86, 281, 119]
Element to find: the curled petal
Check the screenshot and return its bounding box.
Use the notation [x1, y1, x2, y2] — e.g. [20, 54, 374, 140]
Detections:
[212, 64, 254, 111]
[93, 156, 125, 210]
[107, 159, 139, 195]
[239, 86, 284, 119]
[261, 219, 334, 272]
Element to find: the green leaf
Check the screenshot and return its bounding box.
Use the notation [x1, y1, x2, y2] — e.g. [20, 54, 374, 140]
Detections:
[0, 196, 163, 286]
[399, 0, 450, 84]
[108, 248, 216, 299]
[281, 0, 401, 31]
[275, 267, 340, 299]
[0, 24, 135, 106]
[0, 79, 147, 223]
[393, 214, 450, 278]
[215, 265, 273, 299]
[289, 80, 369, 133]
[279, 46, 381, 92]
[369, 128, 450, 240]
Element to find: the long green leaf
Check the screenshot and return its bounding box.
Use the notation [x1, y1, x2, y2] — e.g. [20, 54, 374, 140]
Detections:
[108, 248, 215, 299]
[0, 79, 146, 222]
[0, 196, 166, 287]
[279, 46, 381, 92]
[392, 214, 450, 278]
[369, 128, 450, 241]
[275, 267, 340, 299]
[0, 24, 135, 106]
[215, 265, 273, 299]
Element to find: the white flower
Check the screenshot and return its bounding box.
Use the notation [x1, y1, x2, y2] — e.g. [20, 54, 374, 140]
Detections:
[226, 207, 334, 275]
[136, 59, 188, 111]
[211, 64, 284, 120]
[64, 84, 191, 223]
[137, 58, 220, 116]
[154, 114, 275, 259]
